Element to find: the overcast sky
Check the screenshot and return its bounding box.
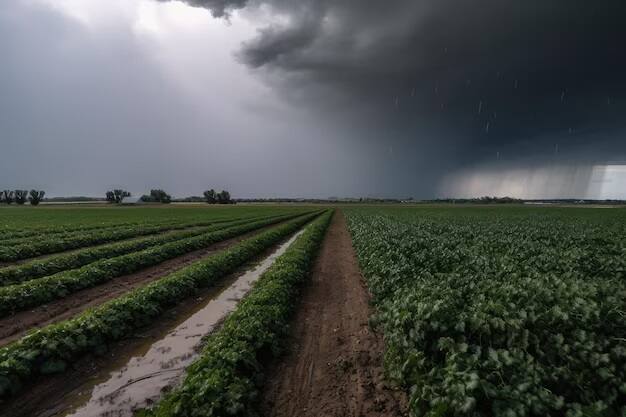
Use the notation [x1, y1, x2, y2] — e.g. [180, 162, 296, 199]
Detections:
[1, 0, 625, 199]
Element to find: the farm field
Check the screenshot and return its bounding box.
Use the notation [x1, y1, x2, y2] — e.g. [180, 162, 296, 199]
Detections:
[0, 204, 328, 415]
[0, 204, 624, 417]
[345, 205, 626, 417]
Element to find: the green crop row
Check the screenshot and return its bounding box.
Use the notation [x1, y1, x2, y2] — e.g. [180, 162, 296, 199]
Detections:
[0, 212, 314, 317]
[0, 220, 151, 241]
[142, 210, 333, 417]
[0, 212, 289, 247]
[0, 213, 301, 286]
[345, 208, 626, 417]
[0, 215, 274, 262]
[0, 219, 184, 245]
[2, 224, 175, 247]
[0, 211, 322, 398]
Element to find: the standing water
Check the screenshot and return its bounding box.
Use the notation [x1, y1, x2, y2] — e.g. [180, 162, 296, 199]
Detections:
[48, 229, 305, 417]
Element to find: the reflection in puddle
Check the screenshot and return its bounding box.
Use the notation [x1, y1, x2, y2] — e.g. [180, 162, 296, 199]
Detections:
[57, 230, 304, 417]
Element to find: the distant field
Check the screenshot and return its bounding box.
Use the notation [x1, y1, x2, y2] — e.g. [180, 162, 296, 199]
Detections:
[1, 204, 624, 416]
[0, 204, 310, 230]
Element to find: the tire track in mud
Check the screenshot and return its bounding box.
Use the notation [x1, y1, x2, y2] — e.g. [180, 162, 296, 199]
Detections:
[259, 211, 407, 417]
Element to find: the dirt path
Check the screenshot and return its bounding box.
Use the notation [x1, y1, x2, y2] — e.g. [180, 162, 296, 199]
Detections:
[0, 225, 277, 347]
[260, 211, 407, 417]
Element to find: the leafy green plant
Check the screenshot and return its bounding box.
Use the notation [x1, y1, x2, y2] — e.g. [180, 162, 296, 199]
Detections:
[0, 212, 319, 315]
[0, 217, 268, 262]
[0, 213, 299, 286]
[142, 210, 332, 417]
[345, 207, 626, 417]
[0, 211, 323, 398]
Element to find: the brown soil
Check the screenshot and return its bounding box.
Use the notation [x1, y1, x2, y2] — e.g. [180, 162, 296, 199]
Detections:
[259, 211, 408, 417]
[0, 225, 278, 347]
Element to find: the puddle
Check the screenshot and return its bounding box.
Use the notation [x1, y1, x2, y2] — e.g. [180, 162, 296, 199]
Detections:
[45, 229, 305, 417]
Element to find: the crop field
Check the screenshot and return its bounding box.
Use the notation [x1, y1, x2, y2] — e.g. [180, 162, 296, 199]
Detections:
[345, 206, 626, 417]
[0, 204, 624, 417]
[0, 204, 332, 414]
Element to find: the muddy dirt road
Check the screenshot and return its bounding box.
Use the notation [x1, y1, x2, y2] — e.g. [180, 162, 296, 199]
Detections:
[260, 211, 407, 417]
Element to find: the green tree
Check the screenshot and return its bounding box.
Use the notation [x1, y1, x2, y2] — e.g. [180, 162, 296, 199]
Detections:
[149, 189, 171, 204]
[217, 190, 232, 204]
[114, 189, 131, 203]
[106, 190, 130, 204]
[28, 190, 45, 206]
[14, 190, 28, 205]
[2, 190, 14, 204]
[203, 189, 217, 204]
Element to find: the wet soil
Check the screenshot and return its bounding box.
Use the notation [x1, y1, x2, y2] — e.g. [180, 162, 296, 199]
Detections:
[259, 211, 408, 417]
[0, 223, 283, 347]
[0, 231, 304, 417]
[61, 230, 304, 417]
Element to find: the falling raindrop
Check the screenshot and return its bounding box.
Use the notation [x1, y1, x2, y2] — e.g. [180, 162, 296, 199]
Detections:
[496, 151, 500, 160]
[411, 87, 415, 97]
[560, 90, 566, 103]
[607, 97, 611, 105]
[395, 96, 399, 108]
[493, 112, 497, 119]
[478, 101, 483, 114]
[485, 122, 490, 133]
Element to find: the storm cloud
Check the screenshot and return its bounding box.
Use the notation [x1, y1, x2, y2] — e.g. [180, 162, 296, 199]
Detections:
[2, 0, 626, 198]
[188, 0, 626, 143]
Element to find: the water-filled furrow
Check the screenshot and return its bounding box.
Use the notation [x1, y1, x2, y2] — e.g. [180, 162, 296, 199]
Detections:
[46, 229, 304, 417]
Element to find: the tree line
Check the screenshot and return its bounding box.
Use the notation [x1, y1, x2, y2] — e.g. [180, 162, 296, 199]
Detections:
[105, 189, 234, 204]
[0, 190, 45, 205]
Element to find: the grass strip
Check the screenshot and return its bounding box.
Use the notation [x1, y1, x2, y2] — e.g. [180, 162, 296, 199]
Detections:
[0, 212, 316, 317]
[0, 215, 281, 262]
[0, 213, 303, 286]
[0, 211, 321, 397]
[142, 210, 333, 417]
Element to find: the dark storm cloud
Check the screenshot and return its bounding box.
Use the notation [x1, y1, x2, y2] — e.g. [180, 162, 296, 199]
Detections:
[181, 0, 626, 166]
[180, 0, 248, 17]
[3, 0, 625, 199]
